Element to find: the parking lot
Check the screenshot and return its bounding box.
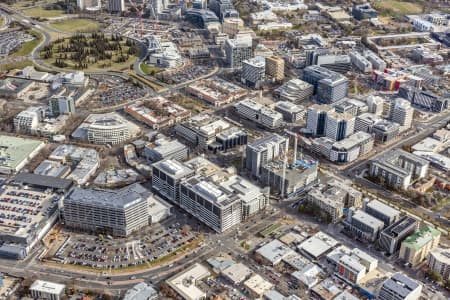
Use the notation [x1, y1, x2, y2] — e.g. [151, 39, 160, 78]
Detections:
[0, 30, 34, 57]
[54, 219, 199, 269]
[157, 64, 214, 84]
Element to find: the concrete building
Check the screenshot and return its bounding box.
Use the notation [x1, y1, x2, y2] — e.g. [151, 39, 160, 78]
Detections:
[329, 131, 374, 163]
[107, 0, 125, 12]
[222, 17, 244, 37]
[265, 56, 285, 81]
[378, 273, 422, 300]
[221, 262, 252, 284]
[355, 113, 381, 133]
[349, 51, 372, 73]
[225, 36, 252, 69]
[186, 77, 247, 107]
[303, 66, 349, 104]
[256, 239, 294, 266]
[379, 216, 418, 255]
[274, 101, 305, 123]
[306, 104, 334, 136]
[372, 120, 400, 143]
[399, 225, 441, 266]
[325, 112, 355, 141]
[234, 99, 283, 129]
[363, 199, 400, 227]
[246, 134, 288, 178]
[298, 231, 338, 260]
[30, 280, 65, 300]
[242, 56, 266, 88]
[427, 248, 450, 281]
[214, 127, 248, 152]
[337, 254, 366, 284]
[49, 96, 75, 116]
[352, 3, 377, 20]
[123, 283, 158, 300]
[14, 107, 45, 133]
[306, 49, 351, 74]
[364, 50, 386, 71]
[390, 98, 414, 132]
[167, 263, 210, 300]
[0, 136, 45, 175]
[274, 79, 313, 103]
[344, 208, 384, 242]
[244, 274, 273, 298]
[64, 184, 151, 237]
[366, 96, 385, 116]
[261, 159, 318, 196]
[306, 186, 345, 223]
[144, 135, 189, 162]
[369, 149, 429, 190]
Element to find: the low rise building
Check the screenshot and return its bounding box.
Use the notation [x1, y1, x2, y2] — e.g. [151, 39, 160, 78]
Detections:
[363, 199, 400, 227]
[144, 135, 189, 163]
[167, 263, 210, 300]
[310, 278, 342, 300]
[298, 232, 338, 260]
[221, 262, 252, 284]
[30, 280, 65, 300]
[399, 225, 441, 266]
[0, 135, 45, 175]
[123, 283, 158, 300]
[186, 77, 247, 107]
[256, 239, 294, 266]
[234, 98, 283, 129]
[244, 274, 273, 298]
[125, 96, 191, 129]
[292, 263, 323, 289]
[372, 120, 400, 143]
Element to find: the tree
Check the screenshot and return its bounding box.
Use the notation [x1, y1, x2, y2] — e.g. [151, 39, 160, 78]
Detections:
[426, 269, 443, 282]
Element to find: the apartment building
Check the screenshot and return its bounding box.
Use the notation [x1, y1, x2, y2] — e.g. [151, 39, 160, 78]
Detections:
[399, 225, 441, 266]
[265, 56, 285, 81]
[303, 66, 349, 104]
[225, 36, 252, 69]
[246, 134, 288, 178]
[390, 98, 414, 132]
[344, 208, 384, 242]
[428, 247, 450, 281]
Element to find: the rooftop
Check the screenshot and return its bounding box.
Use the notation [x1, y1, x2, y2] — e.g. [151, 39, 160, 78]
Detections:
[402, 225, 441, 250]
[256, 239, 294, 264]
[167, 263, 210, 300]
[365, 200, 400, 219]
[0, 135, 44, 172]
[221, 263, 252, 284]
[381, 273, 421, 298]
[244, 274, 273, 296]
[30, 280, 65, 295]
[351, 209, 384, 229]
[298, 231, 338, 259]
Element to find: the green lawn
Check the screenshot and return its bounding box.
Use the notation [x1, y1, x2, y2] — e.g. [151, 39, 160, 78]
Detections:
[140, 63, 160, 75]
[11, 30, 43, 57]
[50, 18, 100, 33]
[374, 1, 424, 16]
[23, 7, 65, 18]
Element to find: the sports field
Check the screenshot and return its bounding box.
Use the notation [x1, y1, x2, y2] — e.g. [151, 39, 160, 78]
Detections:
[50, 18, 100, 33]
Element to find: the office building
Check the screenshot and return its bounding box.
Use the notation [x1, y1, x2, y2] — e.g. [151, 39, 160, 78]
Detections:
[234, 99, 283, 129]
[399, 225, 441, 266]
[352, 3, 377, 20]
[30, 280, 66, 300]
[355, 113, 381, 133]
[64, 184, 150, 237]
[379, 216, 418, 254]
[325, 111, 355, 141]
[14, 106, 45, 133]
[306, 49, 351, 74]
[214, 127, 248, 152]
[209, 0, 234, 20]
[185, 8, 220, 29]
[108, 0, 125, 12]
[274, 101, 305, 123]
[344, 208, 384, 242]
[427, 248, 450, 281]
[303, 66, 349, 103]
[144, 136, 189, 163]
[152, 159, 195, 203]
[349, 51, 372, 73]
[364, 50, 386, 71]
[246, 134, 288, 178]
[333, 100, 359, 116]
[242, 56, 266, 88]
[225, 37, 252, 69]
[363, 199, 400, 227]
[398, 85, 448, 113]
[378, 273, 422, 300]
[49, 95, 75, 116]
[261, 159, 318, 196]
[306, 104, 334, 136]
[329, 131, 374, 163]
[369, 149, 429, 190]
[390, 98, 414, 132]
[366, 95, 384, 115]
[274, 79, 313, 103]
[265, 56, 285, 81]
[372, 120, 400, 143]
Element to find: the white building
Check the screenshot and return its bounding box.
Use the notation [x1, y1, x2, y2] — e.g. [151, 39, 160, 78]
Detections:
[325, 112, 355, 141]
[234, 99, 283, 129]
[242, 56, 266, 88]
[30, 280, 65, 300]
[167, 263, 210, 300]
[427, 248, 450, 281]
[14, 107, 45, 133]
[390, 98, 414, 132]
[413, 18, 434, 32]
[225, 36, 253, 69]
[349, 51, 372, 73]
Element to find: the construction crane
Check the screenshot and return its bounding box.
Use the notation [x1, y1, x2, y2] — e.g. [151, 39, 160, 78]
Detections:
[129, 0, 150, 38]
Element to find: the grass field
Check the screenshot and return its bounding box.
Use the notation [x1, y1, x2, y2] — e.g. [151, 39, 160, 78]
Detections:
[10, 30, 43, 57]
[0, 60, 33, 72]
[373, 1, 424, 16]
[23, 7, 65, 18]
[50, 18, 100, 33]
[140, 63, 160, 75]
